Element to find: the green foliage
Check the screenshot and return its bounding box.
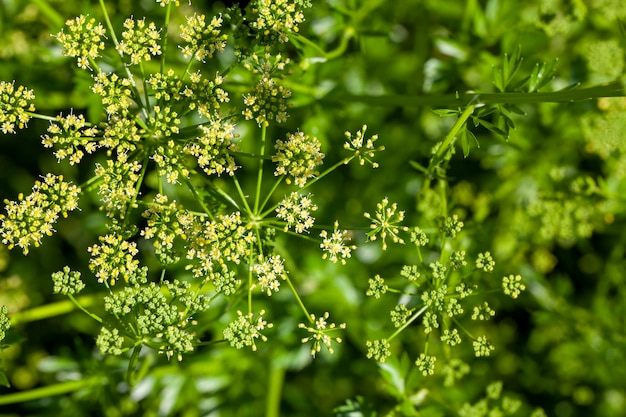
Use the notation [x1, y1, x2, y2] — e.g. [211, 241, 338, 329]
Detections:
[0, 0, 625, 416]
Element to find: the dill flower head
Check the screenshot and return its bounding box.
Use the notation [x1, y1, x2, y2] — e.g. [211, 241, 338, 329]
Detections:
[415, 353, 437, 376]
[0, 175, 81, 254]
[184, 120, 239, 177]
[366, 338, 391, 362]
[180, 13, 228, 62]
[251, 254, 286, 296]
[248, 0, 311, 44]
[41, 112, 99, 165]
[275, 192, 318, 233]
[0, 81, 35, 134]
[55, 15, 106, 69]
[117, 18, 162, 65]
[223, 310, 272, 351]
[319, 221, 356, 264]
[243, 74, 291, 126]
[88, 234, 141, 286]
[273, 131, 324, 187]
[364, 197, 409, 250]
[343, 125, 384, 167]
[299, 312, 346, 357]
[502, 274, 526, 298]
[52, 266, 85, 295]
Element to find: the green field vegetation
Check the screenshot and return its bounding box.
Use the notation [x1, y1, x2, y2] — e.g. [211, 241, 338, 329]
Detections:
[1, 1, 626, 416]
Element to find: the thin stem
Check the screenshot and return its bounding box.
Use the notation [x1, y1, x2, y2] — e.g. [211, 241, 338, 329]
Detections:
[258, 176, 284, 215]
[290, 33, 328, 57]
[416, 246, 424, 264]
[9, 293, 102, 325]
[284, 274, 313, 324]
[30, 0, 64, 28]
[432, 105, 475, 164]
[388, 305, 428, 342]
[232, 173, 253, 215]
[452, 317, 475, 340]
[88, 56, 102, 74]
[182, 176, 215, 220]
[265, 363, 285, 417]
[290, 27, 354, 61]
[325, 28, 355, 60]
[330, 81, 625, 108]
[124, 158, 149, 221]
[67, 294, 103, 323]
[126, 345, 142, 385]
[26, 112, 63, 123]
[181, 57, 195, 81]
[439, 178, 448, 218]
[97, 0, 148, 117]
[139, 61, 152, 113]
[213, 181, 243, 211]
[296, 157, 352, 193]
[269, 227, 319, 243]
[158, 170, 164, 195]
[254, 125, 268, 214]
[0, 377, 103, 405]
[248, 242, 254, 315]
[160, 2, 173, 75]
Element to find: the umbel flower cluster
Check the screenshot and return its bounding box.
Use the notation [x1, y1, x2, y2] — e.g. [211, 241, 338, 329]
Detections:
[0, 4, 526, 401]
[0, 174, 80, 255]
[0, 0, 378, 362]
[363, 208, 525, 384]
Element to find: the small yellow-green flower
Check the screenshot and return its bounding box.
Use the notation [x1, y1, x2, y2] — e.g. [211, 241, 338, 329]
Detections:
[0, 81, 35, 134]
[502, 274, 526, 298]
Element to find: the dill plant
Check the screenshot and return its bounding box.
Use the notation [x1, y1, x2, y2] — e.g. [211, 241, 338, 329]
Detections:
[0, 0, 625, 416]
[2, 0, 360, 363]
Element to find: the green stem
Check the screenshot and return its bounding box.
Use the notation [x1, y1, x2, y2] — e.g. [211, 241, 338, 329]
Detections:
[452, 317, 475, 340]
[232, 173, 253, 215]
[160, 2, 173, 75]
[88, 56, 102, 74]
[254, 125, 268, 214]
[29, 0, 64, 28]
[9, 293, 102, 325]
[97, 0, 147, 117]
[26, 112, 62, 123]
[123, 158, 149, 220]
[271, 227, 319, 243]
[432, 105, 475, 163]
[291, 27, 354, 60]
[181, 58, 195, 81]
[284, 274, 313, 324]
[0, 377, 103, 405]
[258, 176, 284, 216]
[290, 33, 328, 57]
[67, 294, 103, 323]
[265, 363, 285, 417]
[295, 157, 353, 195]
[388, 305, 428, 342]
[139, 61, 152, 113]
[248, 242, 254, 315]
[416, 246, 424, 264]
[325, 28, 355, 60]
[126, 345, 142, 385]
[330, 81, 625, 108]
[182, 176, 215, 220]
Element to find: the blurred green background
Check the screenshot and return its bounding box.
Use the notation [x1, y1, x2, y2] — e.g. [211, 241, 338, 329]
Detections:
[1, 0, 626, 416]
